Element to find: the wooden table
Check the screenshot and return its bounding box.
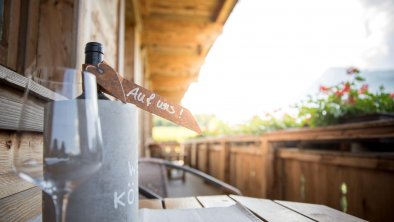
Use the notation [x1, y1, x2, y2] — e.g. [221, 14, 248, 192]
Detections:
[140, 195, 366, 222]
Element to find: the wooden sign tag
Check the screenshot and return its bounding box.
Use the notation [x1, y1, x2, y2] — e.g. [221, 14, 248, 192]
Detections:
[84, 62, 201, 134]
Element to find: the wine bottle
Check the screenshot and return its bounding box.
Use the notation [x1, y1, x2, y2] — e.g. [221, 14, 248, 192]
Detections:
[78, 42, 109, 100]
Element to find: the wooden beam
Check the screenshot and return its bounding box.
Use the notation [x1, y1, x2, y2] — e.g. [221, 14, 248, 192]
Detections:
[153, 90, 186, 103]
[151, 83, 190, 93]
[149, 70, 196, 78]
[212, 0, 237, 23]
[141, 30, 218, 46]
[145, 44, 201, 56]
[142, 17, 220, 32]
[147, 54, 204, 75]
[150, 75, 196, 85]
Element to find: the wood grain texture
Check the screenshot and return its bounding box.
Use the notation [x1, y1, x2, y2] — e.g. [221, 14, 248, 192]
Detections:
[196, 143, 208, 173]
[37, 0, 76, 68]
[278, 148, 394, 171]
[265, 120, 394, 141]
[230, 195, 314, 222]
[276, 200, 366, 222]
[5, 0, 21, 70]
[229, 146, 264, 197]
[139, 199, 163, 209]
[207, 143, 225, 181]
[0, 84, 45, 132]
[164, 197, 202, 209]
[0, 187, 42, 222]
[197, 195, 236, 208]
[0, 132, 42, 199]
[278, 152, 394, 222]
[136, 0, 237, 103]
[23, 0, 40, 72]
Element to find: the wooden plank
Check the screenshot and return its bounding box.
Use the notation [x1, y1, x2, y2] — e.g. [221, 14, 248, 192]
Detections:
[117, 0, 125, 74]
[6, 0, 21, 70]
[23, 0, 40, 72]
[276, 200, 367, 222]
[0, 65, 60, 101]
[37, 0, 76, 68]
[211, 0, 236, 23]
[197, 195, 236, 208]
[0, 85, 45, 132]
[230, 195, 314, 222]
[277, 148, 394, 171]
[264, 120, 394, 141]
[0, 172, 35, 200]
[0, 132, 42, 199]
[142, 17, 220, 33]
[229, 149, 264, 197]
[139, 199, 163, 209]
[0, 187, 42, 221]
[164, 197, 202, 209]
[147, 54, 204, 75]
[124, 26, 135, 82]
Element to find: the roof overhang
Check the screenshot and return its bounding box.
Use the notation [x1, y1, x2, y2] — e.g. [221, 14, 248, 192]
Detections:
[136, 0, 237, 103]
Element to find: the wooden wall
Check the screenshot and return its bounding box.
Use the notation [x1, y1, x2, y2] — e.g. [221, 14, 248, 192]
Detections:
[75, 0, 125, 72]
[0, 0, 135, 220]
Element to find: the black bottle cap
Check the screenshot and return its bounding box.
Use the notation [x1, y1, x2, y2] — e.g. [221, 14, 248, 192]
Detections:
[85, 42, 104, 65]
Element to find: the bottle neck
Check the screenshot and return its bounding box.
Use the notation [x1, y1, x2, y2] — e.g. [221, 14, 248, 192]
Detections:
[79, 43, 109, 100]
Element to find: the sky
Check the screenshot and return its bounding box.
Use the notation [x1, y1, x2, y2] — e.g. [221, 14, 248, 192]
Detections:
[182, 0, 394, 124]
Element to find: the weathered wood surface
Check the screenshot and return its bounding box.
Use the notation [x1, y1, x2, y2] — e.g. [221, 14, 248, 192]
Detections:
[1, 0, 127, 220]
[183, 121, 394, 221]
[164, 197, 202, 209]
[0, 187, 42, 222]
[276, 200, 367, 222]
[264, 119, 394, 141]
[197, 195, 236, 208]
[276, 149, 394, 222]
[139, 199, 163, 209]
[0, 132, 42, 199]
[230, 195, 314, 222]
[278, 148, 394, 171]
[229, 146, 264, 197]
[140, 195, 365, 221]
[37, 0, 76, 69]
[196, 143, 209, 173]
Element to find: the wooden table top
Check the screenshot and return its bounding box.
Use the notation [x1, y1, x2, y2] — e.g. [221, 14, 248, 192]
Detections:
[140, 195, 366, 222]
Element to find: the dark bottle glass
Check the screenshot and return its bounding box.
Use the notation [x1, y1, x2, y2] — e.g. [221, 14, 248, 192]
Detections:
[78, 42, 109, 100]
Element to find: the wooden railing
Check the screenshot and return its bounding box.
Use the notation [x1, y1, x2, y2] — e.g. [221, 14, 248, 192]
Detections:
[182, 120, 394, 222]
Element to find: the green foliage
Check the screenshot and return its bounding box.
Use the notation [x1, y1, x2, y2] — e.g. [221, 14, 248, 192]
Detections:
[297, 67, 394, 127]
[153, 67, 394, 141]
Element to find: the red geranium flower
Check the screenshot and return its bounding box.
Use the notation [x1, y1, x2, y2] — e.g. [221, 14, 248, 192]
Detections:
[336, 90, 344, 97]
[343, 82, 351, 93]
[359, 84, 368, 94]
[319, 85, 330, 92]
[390, 93, 394, 98]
